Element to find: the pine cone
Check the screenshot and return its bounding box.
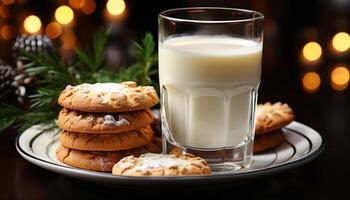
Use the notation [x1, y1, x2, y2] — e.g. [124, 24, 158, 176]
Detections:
[12, 34, 54, 53]
[11, 35, 54, 104]
[12, 34, 54, 85]
[0, 61, 17, 104]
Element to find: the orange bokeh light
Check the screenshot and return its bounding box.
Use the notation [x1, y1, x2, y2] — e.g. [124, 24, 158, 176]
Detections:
[69, 0, 85, 9]
[0, 25, 15, 40]
[1, 0, 14, 5]
[0, 4, 9, 18]
[331, 66, 350, 91]
[302, 72, 321, 93]
[46, 22, 62, 39]
[61, 30, 77, 49]
[81, 0, 96, 15]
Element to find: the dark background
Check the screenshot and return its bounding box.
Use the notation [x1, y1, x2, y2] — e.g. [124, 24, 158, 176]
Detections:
[1, 0, 350, 199]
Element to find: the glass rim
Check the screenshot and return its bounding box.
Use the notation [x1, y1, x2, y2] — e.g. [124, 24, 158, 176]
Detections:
[159, 7, 264, 24]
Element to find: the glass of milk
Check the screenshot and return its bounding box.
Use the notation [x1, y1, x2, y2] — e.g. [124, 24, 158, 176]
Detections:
[159, 7, 264, 172]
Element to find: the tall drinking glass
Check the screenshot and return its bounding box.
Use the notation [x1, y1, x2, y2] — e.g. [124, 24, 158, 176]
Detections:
[158, 7, 264, 172]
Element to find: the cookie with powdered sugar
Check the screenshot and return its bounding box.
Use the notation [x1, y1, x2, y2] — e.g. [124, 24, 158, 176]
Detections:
[255, 102, 294, 135]
[112, 153, 211, 176]
[59, 125, 154, 151]
[58, 82, 159, 112]
[58, 108, 154, 134]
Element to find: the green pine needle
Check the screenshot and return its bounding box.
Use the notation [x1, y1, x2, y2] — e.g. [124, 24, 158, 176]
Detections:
[0, 104, 24, 132]
[118, 32, 158, 87]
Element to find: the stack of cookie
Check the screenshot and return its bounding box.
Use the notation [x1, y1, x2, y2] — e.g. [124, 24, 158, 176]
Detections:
[55, 81, 160, 172]
[254, 102, 295, 153]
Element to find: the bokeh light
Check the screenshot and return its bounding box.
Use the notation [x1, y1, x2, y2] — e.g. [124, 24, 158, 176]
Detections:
[61, 30, 77, 49]
[81, 0, 96, 15]
[302, 42, 322, 61]
[302, 72, 321, 93]
[1, 0, 14, 5]
[0, 4, 9, 18]
[23, 15, 42, 33]
[55, 6, 74, 25]
[45, 22, 62, 39]
[331, 66, 350, 91]
[0, 25, 15, 40]
[332, 32, 350, 52]
[106, 0, 126, 15]
[69, 0, 85, 9]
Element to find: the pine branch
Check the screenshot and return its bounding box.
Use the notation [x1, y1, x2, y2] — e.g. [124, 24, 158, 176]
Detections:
[92, 32, 159, 88]
[116, 32, 158, 87]
[16, 111, 58, 133]
[76, 29, 108, 74]
[0, 30, 159, 134]
[92, 28, 108, 71]
[0, 104, 24, 133]
[22, 50, 78, 87]
[29, 88, 60, 109]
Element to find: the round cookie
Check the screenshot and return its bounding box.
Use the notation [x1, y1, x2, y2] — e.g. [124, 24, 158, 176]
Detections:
[56, 143, 161, 172]
[58, 82, 159, 113]
[255, 102, 294, 135]
[112, 153, 211, 176]
[60, 126, 154, 151]
[254, 129, 285, 153]
[58, 108, 154, 133]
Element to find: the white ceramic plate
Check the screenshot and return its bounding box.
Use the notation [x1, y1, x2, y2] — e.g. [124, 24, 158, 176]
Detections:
[16, 121, 324, 187]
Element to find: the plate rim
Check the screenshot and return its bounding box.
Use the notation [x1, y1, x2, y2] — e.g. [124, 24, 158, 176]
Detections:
[15, 121, 325, 182]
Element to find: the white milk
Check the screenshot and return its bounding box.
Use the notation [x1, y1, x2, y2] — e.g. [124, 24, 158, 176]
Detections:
[159, 36, 262, 149]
